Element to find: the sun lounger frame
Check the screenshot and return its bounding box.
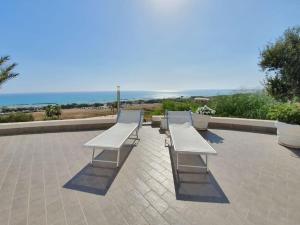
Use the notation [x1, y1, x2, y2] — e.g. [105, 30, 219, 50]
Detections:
[91, 128, 139, 167]
[165, 111, 216, 173]
[86, 110, 143, 167]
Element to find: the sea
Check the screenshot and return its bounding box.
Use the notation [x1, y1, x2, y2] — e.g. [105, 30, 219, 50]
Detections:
[0, 89, 255, 107]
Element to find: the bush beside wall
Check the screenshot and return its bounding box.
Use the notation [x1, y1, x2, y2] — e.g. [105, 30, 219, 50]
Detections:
[207, 93, 276, 119]
[0, 112, 34, 123]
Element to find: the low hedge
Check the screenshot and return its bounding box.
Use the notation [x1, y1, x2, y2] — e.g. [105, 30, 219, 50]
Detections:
[160, 93, 276, 119]
[162, 100, 198, 112]
[158, 93, 300, 125]
[207, 93, 276, 119]
[0, 112, 34, 123]
[267, 103, 300, 125]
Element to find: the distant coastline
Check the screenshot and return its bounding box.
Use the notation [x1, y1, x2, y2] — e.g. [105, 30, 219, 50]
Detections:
[0, 89, 259, 108]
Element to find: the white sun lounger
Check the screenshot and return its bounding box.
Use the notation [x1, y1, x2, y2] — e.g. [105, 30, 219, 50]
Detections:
[84, 110, 143, 167]
[165, 111, 217, 173]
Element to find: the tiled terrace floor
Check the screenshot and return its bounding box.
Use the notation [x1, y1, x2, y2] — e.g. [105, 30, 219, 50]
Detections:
[0, 126, 300, 225]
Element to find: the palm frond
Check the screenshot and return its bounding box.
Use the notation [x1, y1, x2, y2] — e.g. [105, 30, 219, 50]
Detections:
[4, 62, 17, 72]
[0, 55, 19, 86]
[0, 56, 10, 66]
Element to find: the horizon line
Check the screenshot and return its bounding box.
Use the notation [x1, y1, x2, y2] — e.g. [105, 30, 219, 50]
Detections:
[0, 88, 262, 95]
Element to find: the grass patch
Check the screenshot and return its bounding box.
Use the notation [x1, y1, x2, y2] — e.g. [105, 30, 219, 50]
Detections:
[0, 112, 34, 123]
[207, 93, 276, 119]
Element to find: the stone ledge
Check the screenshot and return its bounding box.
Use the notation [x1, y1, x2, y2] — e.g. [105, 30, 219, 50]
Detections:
[0, 115, 117, 135]
[151, 115, 276, 134]
[0, 115, 278, 136]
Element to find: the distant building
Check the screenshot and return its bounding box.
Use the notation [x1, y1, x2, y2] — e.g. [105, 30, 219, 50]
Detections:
[194, 97, 210, 103]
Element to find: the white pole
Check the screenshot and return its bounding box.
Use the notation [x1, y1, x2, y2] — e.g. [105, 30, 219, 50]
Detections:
[117, 85, 120, 112]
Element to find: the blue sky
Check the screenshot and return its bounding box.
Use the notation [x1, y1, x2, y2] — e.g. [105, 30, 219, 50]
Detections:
[1, 0, 299, 93]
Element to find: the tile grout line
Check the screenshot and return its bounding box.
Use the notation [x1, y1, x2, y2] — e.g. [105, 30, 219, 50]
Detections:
[7, 137, 27, 225]
[0, 136, 12, 177]
[139, 131, 172, 225]
[119, 133, 169, 225]
[26, 143, 34, 225]
[51, 133, 70, 225]
[58, 133, 90, 225]
[141, 203, 171, 225]
[0, 136, 19, 193]
[74, 132, 112, 225]
[80, 131, 134, 225]
[41, 135, 48, 225]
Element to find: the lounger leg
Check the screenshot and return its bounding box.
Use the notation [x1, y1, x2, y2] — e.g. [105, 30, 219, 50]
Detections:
[91, 147, 95, 165]
[116, 149, 120, 167]
[205, 154, 209, 173]
[176, 153, 179, 170]
[165, 134, 171, 147]
[176, 153, 181, 182]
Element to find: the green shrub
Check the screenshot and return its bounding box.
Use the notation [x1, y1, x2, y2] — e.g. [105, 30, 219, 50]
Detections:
[0, 112, 34, 123]
[267, 103, 300, 125]
[208, 93, 276, 119]
[45, 105, 62, 120]
[148, 108, 164, 116]
[162, 100, 198, 112]
[148, 93, 300, 122]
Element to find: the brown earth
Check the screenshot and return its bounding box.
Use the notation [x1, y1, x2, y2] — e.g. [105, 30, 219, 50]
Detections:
[32, 103, 162, 121]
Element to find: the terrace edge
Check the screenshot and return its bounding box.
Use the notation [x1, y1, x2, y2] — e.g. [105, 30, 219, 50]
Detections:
[0, 115, 277, 135]
[0, 116, 116, 135]
[152, 115, 276, 134]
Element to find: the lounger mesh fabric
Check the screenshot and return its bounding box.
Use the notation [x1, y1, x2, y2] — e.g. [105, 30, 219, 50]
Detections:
[84, 109, 142, 167]
[84, 123, 138, 150]
[167, 111, 193, 126]
[167, 111, 216, 154]
[117, 110, 142, 124]
[169, 124, 216, 154]
[84, 110, 142, 150]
